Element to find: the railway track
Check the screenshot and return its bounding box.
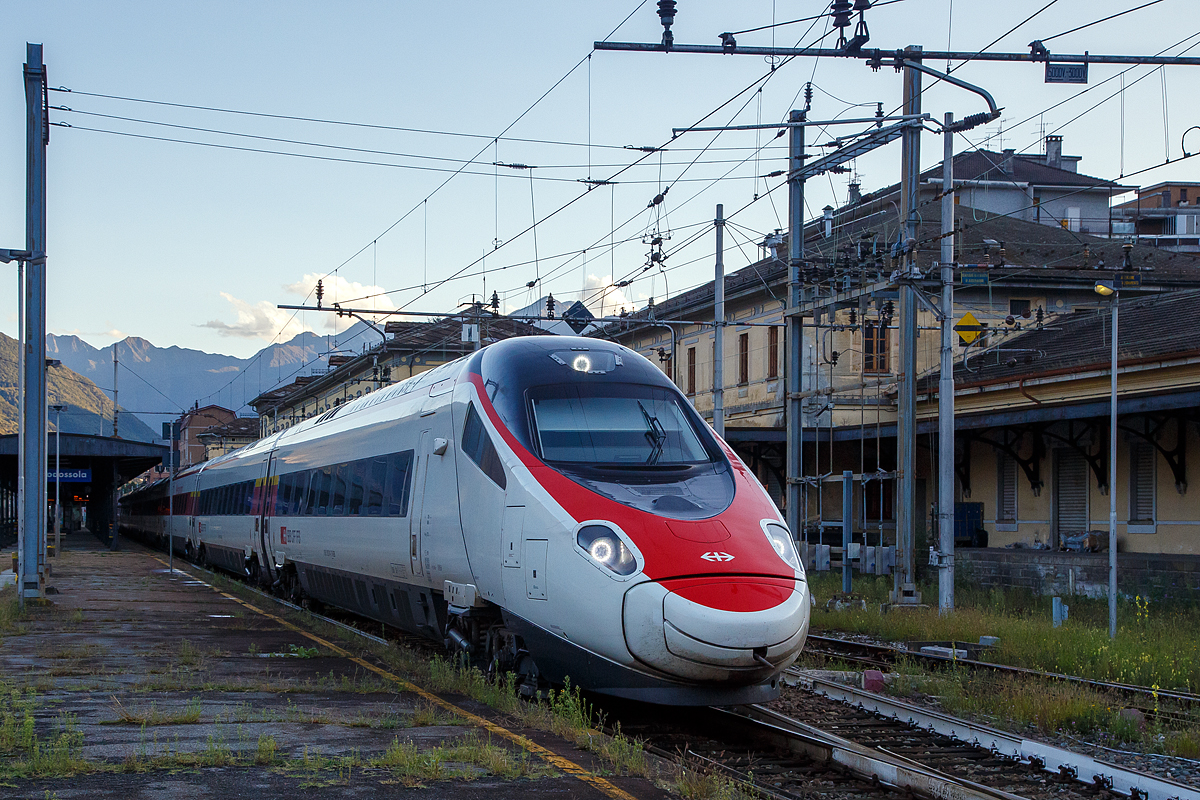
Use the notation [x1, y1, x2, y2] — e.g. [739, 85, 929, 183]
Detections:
[148, 544, 1194, 800]
[804, 633, 1200, 725]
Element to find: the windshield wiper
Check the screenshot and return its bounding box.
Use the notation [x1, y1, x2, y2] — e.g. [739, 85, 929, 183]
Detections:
[637, 400, 667, 465]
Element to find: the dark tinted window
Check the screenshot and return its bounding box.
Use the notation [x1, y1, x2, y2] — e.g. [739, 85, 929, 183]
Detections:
[330, 464, 347, 515]
[366, 457, 386, 516]
[462, 404, 506, 489]
[386, 452, 414, 516]
[347, 461, 365, 515]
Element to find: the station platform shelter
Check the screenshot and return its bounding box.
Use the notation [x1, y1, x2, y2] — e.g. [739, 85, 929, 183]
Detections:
[0, 434, 168, 548]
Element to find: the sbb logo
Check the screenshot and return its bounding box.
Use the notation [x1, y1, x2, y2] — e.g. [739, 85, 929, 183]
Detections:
[700, 552, 734, 562]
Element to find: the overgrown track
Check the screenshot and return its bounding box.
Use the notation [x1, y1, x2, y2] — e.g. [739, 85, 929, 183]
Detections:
[804, 633, 1200, 726]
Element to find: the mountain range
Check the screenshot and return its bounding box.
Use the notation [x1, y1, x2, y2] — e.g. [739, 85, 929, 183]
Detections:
[0, 331, 156, 441]
[1, 322, 376, 441]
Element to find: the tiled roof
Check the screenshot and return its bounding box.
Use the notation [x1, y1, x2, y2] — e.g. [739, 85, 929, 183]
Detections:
[941, 288, 1200, 388]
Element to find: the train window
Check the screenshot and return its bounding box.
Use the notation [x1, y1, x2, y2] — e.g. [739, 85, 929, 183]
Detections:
[330, 464, 347, 515]
[316, 467, 332, 515]
[347, 461, 366, 515]
[461, 405, 507, 489]
[303, 471, 320, 515]
[385, 451, 414, 516]
[277, 476, 292, 516]
[529, 385, 710, 466]
[366, 457, 387, 515]
[287, 473, 303, 516]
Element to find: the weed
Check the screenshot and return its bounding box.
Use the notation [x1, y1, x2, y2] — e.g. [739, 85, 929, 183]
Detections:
[674, 762, 751, 800]
[288, 643, 320, 658]
[254, 733, 278, 765]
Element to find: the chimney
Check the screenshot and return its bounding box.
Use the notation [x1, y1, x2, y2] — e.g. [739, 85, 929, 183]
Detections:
[1000, 148, 1016, 175]
[1044, 135, 1063, 170]
[848, 182, 862, 206]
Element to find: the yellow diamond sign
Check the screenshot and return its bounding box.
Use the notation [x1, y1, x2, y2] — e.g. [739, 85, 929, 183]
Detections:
[955, 311, 983, 345]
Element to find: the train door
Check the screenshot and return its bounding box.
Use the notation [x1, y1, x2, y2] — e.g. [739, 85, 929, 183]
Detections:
[257, 453, 278, 584]
[409, 430, 430, 579]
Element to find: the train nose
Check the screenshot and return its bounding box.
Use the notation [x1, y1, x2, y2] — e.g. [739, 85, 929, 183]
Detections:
[622, 576, 808, 682]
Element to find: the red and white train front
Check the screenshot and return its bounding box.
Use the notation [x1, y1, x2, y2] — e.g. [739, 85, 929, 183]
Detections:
[460, 337, 808, 705]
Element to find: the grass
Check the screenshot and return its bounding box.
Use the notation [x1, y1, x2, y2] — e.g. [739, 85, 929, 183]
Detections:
[808, 572, 1200, 691]
[106, 696, 203, 726]
[806, 572, 1200, 757]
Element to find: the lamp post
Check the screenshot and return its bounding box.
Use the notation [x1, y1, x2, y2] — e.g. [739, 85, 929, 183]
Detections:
[1095, 281, 1118, 639]
[50, 403, 63, 558]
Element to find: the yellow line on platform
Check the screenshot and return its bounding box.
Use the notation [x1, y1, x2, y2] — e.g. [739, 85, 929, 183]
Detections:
[150, 556, 639, 800]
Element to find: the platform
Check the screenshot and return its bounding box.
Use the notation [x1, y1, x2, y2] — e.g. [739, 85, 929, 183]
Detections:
[0, 532, 665, 799]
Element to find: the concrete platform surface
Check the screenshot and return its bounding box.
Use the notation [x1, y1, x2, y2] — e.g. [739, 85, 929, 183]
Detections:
[0, 534, 668, 800]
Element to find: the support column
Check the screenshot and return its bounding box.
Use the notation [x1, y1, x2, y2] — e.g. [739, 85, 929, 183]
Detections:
[938, 111, 956, 613]
[713, 204, 725, 439]
[786, 110, 805, 542]
[893, 46, 922, 605]
[19, 43, 48, 604]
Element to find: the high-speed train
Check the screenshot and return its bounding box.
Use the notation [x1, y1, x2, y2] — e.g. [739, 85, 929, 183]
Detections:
[122, 336, 810, 704]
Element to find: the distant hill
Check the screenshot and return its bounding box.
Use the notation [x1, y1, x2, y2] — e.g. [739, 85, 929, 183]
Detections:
[45, 322, 376, 431]
[0, 332, 157, 441]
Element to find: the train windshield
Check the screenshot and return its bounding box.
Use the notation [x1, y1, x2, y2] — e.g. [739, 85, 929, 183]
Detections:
[526, 383, 734, 519]
[530, 385, 709, 466]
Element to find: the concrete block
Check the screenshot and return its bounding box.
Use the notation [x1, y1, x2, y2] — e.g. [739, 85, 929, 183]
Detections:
[978, 636, 1000, 647]
[919, 646, 968, 659]
[862, 669, 886, 693]
[815, 544, 831, 572]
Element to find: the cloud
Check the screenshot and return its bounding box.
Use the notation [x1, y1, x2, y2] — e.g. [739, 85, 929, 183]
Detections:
[574, 274, 633, 317]
[201, 274, 400, 341]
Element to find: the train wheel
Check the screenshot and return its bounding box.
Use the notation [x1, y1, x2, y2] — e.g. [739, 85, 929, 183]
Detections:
[197, 545, 209, 568]
[514, 650, 546, 700]
[244, 557, 260, 585]
[184, 541, 195, 563]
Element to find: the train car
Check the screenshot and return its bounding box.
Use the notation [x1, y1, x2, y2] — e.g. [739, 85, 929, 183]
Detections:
[122, 336, 810, 705]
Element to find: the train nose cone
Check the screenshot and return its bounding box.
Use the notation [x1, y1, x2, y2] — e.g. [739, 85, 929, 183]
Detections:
[623, 576, 808, 682]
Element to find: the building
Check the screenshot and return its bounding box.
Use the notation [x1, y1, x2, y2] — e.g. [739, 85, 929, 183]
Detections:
[196, 417, 260, 460]
[176, 405, 237, 468]
[603, 182, 1200, 560]
[844, 135, 1131, 237]
[1111, 181, 1200, 252]
[250, 313, 544, 436]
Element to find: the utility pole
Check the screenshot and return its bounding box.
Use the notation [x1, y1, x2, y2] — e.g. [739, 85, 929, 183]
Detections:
[112, 346, 119, 438]
[51, 403, 62, 559]
[713, 204, 725, 439]
[938, 111, 956, 613]
[19, 43, 48, 606]
[893, 47, 922, 606]
[786, 109, 805, 543]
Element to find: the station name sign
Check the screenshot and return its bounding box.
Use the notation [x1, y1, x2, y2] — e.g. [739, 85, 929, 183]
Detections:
[48, 469, 91, 482]
[1045, 62, 1088, 84]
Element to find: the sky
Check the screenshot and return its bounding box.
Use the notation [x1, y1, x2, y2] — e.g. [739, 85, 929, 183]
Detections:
[1, 1, 1196, 373]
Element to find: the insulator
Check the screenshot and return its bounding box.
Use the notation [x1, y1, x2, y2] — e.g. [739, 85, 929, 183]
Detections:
[849, 308, 857, 325]
[830, 350, 840, 365]
[656, 0, 676, 27]
[830, 0, 852, 30]
[546, 293, 556, 319]
[853, 0, 871, 9]
[490, 290, 500, 312]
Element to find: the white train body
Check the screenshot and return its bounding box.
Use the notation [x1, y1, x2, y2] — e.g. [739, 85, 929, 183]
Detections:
[122, 336, 809, 704]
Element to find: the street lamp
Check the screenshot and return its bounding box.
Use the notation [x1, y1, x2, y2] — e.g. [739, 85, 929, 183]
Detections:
[49, 403, 63, 558]
[1094, 281, 1118, 639]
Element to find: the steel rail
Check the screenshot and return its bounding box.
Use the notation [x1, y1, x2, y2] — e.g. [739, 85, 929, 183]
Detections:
[792, 674, 1199, 800]
[716, 704, 1030, 800]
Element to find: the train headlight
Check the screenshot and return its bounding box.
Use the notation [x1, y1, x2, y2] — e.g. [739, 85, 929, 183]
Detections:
[577, 525, 637, 576]
[763, 522, 804, 576]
